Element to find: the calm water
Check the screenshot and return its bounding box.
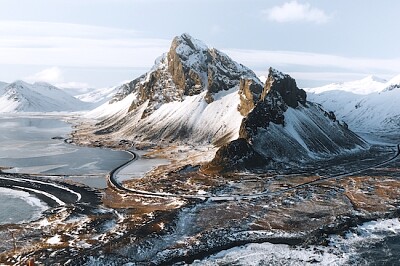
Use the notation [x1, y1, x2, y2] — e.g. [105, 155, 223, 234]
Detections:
[0, 117, 132, 177]
[0, 187, 48, 225]
[0, 115, 132, 224]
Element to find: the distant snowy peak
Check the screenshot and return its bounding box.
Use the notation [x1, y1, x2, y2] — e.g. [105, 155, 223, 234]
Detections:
[0, 81, 90, 113]
[383, 74, 400, 92]
[306, 75, 387, 95]
[307, 74, 400, 132]
[76, 85, 119, 104]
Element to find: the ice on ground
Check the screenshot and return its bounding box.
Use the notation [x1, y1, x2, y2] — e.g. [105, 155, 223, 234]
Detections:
[192, 242, 348, 266]
[46, 234, 62, 244]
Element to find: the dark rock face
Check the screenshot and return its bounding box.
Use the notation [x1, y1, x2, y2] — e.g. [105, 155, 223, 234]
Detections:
[239, 89, 287, 142]
[262, 67, 306, 108]
[204, 138, 269, 173]
[206, 68, 367, 172]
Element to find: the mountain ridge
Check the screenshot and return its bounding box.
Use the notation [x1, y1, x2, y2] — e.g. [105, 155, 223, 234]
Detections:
[86, 33, 368, 172]
[0, 80, 91, 113]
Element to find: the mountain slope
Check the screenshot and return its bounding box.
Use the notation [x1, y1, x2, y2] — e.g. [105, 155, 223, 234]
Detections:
[76, 85, 119, 105]
[88, 34, 367, 171]
[0, 81, 91, 112]
[306, 76, 387, 95]
[204, 68, 367, 172]
[306, 75, 400, 132]
[89, 33, 259, 144]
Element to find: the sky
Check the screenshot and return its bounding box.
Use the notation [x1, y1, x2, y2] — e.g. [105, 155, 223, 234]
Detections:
[0, 0, 399, 90]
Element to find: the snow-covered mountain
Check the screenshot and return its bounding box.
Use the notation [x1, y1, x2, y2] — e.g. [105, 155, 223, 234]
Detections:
[306, 75, 400, 132]
[0, 81, 91, 112]
[76, 85, 119, 105]
[0, 81, 8, 90]
[306, 75, 387, 95]
[89, 33, 367, 171]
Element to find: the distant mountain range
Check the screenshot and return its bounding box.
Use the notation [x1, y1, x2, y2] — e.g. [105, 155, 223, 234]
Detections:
[0, 81, 93, 113]
[306, 75, 400, 133]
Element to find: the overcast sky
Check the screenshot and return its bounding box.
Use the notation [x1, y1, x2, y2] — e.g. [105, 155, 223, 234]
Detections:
[0, 0, 399, 89]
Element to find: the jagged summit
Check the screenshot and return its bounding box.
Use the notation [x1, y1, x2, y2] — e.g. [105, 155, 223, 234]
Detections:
[205, 68, 367, 172]
[109, 33, 259, 117]
[89, 34, 367, 170]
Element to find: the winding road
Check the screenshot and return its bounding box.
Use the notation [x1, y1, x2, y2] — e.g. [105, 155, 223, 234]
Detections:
[108, 144, 400, 201]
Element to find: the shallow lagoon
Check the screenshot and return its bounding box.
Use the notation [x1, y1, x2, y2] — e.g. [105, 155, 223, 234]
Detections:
[0, 116, 132, 177]
[0, 115, 132, 224]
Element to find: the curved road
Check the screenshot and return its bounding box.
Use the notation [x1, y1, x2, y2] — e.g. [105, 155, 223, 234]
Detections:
[108, 144, 400, 201]
[0, 173, 102, 208]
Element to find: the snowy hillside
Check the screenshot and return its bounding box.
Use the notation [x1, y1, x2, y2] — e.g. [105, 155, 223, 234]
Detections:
[86, 33, 367, 172]
[0, 81, 91, 112]
[76, 85, 119, 105]
[205, 68, 367, 172]
[89, 33, 259, 144]
[0, 81, 8, 90]
[306, 75, 400, 132]
[306, 75, 387, 95]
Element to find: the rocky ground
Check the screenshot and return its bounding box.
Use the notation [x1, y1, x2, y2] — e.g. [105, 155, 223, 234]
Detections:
[1, 121, 399, 265]
[66, 120, 400, 265]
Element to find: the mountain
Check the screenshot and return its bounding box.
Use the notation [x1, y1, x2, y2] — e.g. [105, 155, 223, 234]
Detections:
[306, 75, 387, 95]
[204, 68, 367, 172]
[76, 85, 119, 105]
[0, 81, 91, 112]
[0, 81, 8, 90]
[306, 75, 400, 132]
[88, 33, 258, 144]
[89, 33, 367, 171]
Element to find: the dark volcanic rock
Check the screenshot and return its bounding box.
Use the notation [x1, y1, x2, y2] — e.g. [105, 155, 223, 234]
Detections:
[207, 67, 367, 172]
[203, 138, 269, 173]
[262, 67, 306, 108]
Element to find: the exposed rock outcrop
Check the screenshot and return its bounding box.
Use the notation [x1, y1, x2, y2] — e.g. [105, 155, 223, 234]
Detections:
[204, 138, 269, 173]
[92, 33, 259, 144]
[89, 34, 367, 171]
[206, 68, 368, 172]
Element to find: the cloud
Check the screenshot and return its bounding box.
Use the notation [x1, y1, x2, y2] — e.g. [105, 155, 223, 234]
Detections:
[0, 21, 170, 68]
[222, 48, 400, 86]
[262, 1, 331, 24]
[24, 67, 64, 84]
[223, 49, 400, 74]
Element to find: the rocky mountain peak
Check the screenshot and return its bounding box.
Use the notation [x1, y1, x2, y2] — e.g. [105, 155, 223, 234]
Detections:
[109, 33, 259, 117]
[262, 67, 306, 108]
